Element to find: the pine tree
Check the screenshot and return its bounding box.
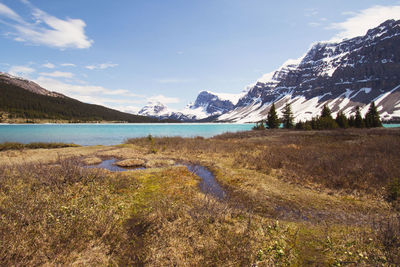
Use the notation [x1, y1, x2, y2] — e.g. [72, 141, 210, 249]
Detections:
[281, 102, 294, 129]
[354, 106, 365, 128]
[348, 115, 355, 127]
[318, 105, 338, 129]
[267, 103, 280, 129]
[335, 111, 349, 128]
[321, 104, 332, 119]
[364, 101, 382, 128]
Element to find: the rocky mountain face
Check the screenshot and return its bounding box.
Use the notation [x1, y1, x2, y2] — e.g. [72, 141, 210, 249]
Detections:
[187, 91, 235, 115]
[218, 19, 400, 122]
[0, 72, 64, 98]
[137, 101, 199, 121]
[138, 91, 240, 121]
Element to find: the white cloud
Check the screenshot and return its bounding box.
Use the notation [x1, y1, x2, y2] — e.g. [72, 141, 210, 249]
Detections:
[8, 65, 35, 78]
[35, 76, 144, 98]
[85, 63, 118, 70]
[60, 63, 76, 67]
[103, 104, 141, 114]
[42, 62, 55, 69]
[304, 8, 318, 17]
[121, 105, 141, 114]
[39, 71, 74, 78]
[33, 76, 150, 112]
[330, 5, 400, 41]
[148, 95, 180, 104]
[0, 3, 23, 22]
[0, 1, 92, 49]
[68, 94, 144, 106]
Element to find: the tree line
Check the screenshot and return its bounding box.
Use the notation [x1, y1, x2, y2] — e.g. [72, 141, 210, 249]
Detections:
[0, 82, 160, 123]
[253, 101, 382, 130]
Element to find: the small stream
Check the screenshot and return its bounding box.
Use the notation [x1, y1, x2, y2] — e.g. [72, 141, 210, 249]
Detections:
[87, 158, 145, 172]
[87, 158, 226, 199]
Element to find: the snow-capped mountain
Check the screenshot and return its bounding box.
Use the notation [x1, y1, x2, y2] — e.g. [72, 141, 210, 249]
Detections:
[138, 90, 243, 121]
[218, 19, 400, 123]
[137, 101, 198, 121]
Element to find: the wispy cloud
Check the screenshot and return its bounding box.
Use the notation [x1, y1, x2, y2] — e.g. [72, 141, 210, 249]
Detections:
[60, 63, 76, 67]
[0, 1, 92, 49]
[85, 63, 118, 70]
[8, 65, 35, 78]
[0, 2, 23, 22]
[35, 76, 143, 98]
[39, 71, 74, 78]
[42, 62, 55, 69]
[148, 94, 180, 104]
[329, 5, 400, 41]
[34, 76, 147, 113]
[304, 8, 318, 17]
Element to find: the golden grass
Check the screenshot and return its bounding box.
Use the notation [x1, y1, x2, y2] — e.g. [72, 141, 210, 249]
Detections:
[0, 128, 399, 265]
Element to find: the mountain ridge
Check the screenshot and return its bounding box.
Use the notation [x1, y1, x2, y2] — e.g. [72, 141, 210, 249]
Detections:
[217, 19, 400, 122]
[138, 90, 243, 121]
[0, 73, 162, 123]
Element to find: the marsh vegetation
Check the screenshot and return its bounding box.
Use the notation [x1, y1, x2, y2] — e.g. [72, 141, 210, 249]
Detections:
[0, 128, 399, 265]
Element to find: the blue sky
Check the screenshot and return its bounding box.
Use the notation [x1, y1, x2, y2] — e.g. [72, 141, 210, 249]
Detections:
[1, 0, 400, 112]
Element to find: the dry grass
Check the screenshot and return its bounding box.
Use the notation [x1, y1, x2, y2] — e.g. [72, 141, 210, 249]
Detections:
[0, 142, 80, 151]
[1, 128, 399, 265]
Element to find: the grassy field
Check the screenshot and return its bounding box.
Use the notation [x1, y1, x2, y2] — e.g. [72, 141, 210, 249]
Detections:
[0, 128, 399, 265]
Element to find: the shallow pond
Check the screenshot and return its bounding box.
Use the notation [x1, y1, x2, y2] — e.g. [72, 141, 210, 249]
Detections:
[87, 158, 226, 199]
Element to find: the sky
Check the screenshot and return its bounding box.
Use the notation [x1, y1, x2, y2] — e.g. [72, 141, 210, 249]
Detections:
[1, 0, 400, 113]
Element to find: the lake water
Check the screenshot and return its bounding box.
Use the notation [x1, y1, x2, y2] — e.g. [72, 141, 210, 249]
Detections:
[0, 123, 398, 146]
[383, 123, 400, 128]
[0, 123, 254, 146]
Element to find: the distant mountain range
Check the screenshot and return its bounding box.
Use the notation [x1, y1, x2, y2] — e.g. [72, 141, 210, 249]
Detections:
[0, 73, 160, 123]
[2, 19, 400, 123]
[138, 90, 244, 121]
[138, 19, 400, 122]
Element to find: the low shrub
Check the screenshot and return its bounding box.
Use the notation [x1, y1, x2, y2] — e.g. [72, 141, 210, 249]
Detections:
[0, 142, 79, 151]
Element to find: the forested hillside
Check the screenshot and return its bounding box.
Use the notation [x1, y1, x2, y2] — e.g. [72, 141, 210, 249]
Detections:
[0, 81, 159, 123]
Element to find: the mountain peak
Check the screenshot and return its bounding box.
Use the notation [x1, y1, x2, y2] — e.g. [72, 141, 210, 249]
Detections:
[219, 19, 400, 123]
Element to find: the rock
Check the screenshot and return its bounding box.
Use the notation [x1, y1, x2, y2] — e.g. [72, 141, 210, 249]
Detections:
[83, 157, 102, 165]
[115, 158, 146, 167]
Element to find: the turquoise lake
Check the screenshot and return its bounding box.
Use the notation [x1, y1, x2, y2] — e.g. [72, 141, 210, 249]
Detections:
[0, 123, 398, 146]
[0, 123, 255, 146]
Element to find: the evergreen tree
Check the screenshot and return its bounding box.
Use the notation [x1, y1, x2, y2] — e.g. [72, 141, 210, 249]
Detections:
[295, 121, 304, 130]
[335, 111, 349, 128]
[354, 106, 365, 128]
[317, 105, 338, 129]
[311, 117, 318, 130]
[267, 103, 280, 129]
[281, 102, 294, 129]
[321, 104, 332, 119]
[348, 115, 355, 127]
[364, 101, 382, 128]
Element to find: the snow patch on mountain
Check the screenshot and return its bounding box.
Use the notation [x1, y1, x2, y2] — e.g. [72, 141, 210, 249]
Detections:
[217, 19, 400, 123]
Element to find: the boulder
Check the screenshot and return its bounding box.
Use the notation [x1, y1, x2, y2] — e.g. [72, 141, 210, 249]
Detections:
[115, 158, 146, 167]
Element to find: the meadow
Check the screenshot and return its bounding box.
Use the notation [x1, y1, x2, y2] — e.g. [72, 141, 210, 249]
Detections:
[0, 128, 399, 265]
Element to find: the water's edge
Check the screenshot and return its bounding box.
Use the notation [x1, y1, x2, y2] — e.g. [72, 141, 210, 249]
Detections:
[87, 158, 226, 199]
[0, 123, 254, 146]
